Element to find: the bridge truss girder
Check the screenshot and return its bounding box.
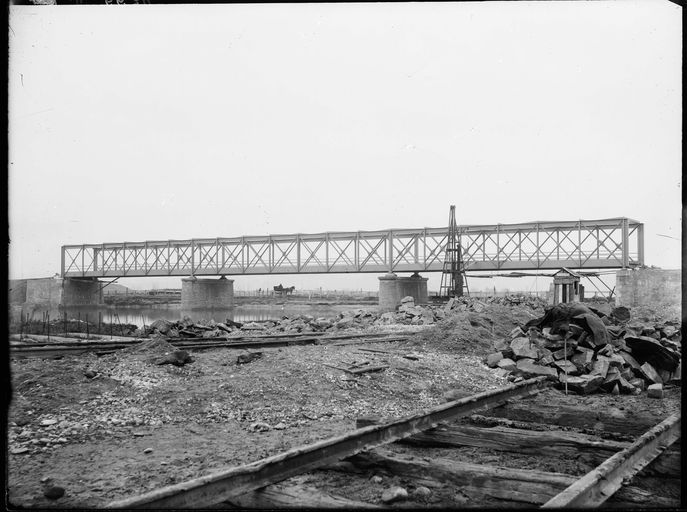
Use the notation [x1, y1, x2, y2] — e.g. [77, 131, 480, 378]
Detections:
[61, 217, 643, 278]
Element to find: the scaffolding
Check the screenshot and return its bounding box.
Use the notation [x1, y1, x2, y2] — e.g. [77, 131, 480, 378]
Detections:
[439, 205, 469, 297]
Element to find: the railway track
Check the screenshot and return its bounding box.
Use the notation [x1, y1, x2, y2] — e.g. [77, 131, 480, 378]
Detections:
[105, 378, 681, 509]
[9, 331, 415, 358]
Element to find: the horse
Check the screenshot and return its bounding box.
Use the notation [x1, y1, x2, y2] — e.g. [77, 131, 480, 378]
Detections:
[273, 285, 295, 296]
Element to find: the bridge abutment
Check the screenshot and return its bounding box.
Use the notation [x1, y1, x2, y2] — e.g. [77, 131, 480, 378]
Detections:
[63, 277, 103, 307]
[378, 272, 429, 312]
[181, 276, 234, 309]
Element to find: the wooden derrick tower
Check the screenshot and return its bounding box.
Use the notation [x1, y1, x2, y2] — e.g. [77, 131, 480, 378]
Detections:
[439, 205, 469, 298]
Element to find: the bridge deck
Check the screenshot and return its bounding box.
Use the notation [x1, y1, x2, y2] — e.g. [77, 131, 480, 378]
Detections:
[61, 217, 643, 278]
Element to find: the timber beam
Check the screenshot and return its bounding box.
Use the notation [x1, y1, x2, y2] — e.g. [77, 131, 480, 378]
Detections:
[542, 413, 681, 508]
[106, 377, 549, 509]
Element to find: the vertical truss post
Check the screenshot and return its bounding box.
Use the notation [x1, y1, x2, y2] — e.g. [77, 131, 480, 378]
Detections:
[388, 230, 393, 272]
[637, 223, 644, 266]
[61, 247, 65, 277]
[622, 218, 629, 268]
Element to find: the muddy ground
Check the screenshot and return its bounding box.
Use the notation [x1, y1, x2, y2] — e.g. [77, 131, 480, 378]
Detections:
[6, 302, 681, 508]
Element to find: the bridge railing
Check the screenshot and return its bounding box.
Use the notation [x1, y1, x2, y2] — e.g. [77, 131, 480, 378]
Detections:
[61, 217, 643, 278]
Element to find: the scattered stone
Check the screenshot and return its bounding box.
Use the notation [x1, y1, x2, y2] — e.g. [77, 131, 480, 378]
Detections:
[153, 350, 194, 367]
[273, 422, 287, 430]
[11, 447, 29, 455]
[84, 370, 97, 379]
[133, 432, 146, 437]
[44, 486, 65, 500]
[486, 352, 503, 368]
[647, 383, 664, 399]
[143, 448, 153, 454]
[371, 475, 383, 484]
[237, 351, 263, 365]
[412, 486, 432, 498]
[611, 383, 620, 395]
[381, 486, 408, 504]
[40, 419, 57, 426]
[248, 422, 271, 433]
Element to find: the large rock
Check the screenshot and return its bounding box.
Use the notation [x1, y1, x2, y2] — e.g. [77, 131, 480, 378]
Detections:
[400, 296, 415, 306]
[497, 358, 517, 371]
[510, 338, 539, 359]
[516, 359, 557, 379]
[647, 383, 664, 399]
[150, 319, 173, 335]
[559, 374, 604, 395]
[553, 359, 579, 375]
[639, 362, 663, 384]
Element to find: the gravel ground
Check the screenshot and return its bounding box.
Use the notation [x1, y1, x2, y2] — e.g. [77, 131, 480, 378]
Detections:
[6, 302, 681, 508]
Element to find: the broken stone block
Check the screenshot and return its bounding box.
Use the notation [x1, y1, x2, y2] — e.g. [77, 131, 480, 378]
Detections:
[607, 354, 626, 368]
[486, 352, 503, 368]
[629, 377, 646, 390]
[554, 359, 579, 375]
[516, 359, 558, 379]
[571, 348, 594, 370]
[400, 296, 415, 306]
[510, 337, 539, 359]
[571, 313, 610, 347]
[639, 362, 663, 384]
[509, 326, 525, 339]
[553, 346, 575, 360]
[619, 350, 641, 370]
[559, 374, 605, 395]
[617, 376, 637, 394]
[597, 344, 614, 357]
[601, 371, 620, 392]
[497, 358, 517, 371]
[611, 384, 620, 395]
[237, 351, 263, 365]
[590, 360, 610, 379]
[647, 383, 664, 399]
[493, 339, 509, 352]
[620, 367, 633, 381]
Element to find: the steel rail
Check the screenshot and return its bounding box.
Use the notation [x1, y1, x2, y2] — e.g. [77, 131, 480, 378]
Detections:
[106, 377, 549, 509]
[541, 413, 681, 508]
[10, 332, 415, 357]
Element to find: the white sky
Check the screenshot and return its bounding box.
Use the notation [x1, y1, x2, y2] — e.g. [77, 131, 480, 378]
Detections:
[8, 1, 682, 293]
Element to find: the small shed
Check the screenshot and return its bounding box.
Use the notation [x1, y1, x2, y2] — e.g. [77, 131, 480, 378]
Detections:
[551, 268, 584, 305]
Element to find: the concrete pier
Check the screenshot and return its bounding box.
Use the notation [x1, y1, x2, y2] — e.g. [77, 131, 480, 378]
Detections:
[615, 268, 680, 308]
[62, 277, 103, 307]
[181, 276, 234, 309]
[378, 272, 429, 312]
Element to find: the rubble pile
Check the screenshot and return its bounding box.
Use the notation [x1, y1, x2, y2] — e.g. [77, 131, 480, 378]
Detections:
[485, 303, 681, 396]
[140, 294, 547, 339]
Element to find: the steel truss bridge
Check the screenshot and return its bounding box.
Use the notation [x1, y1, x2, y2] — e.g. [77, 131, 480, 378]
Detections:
[61, 217, 643, 279]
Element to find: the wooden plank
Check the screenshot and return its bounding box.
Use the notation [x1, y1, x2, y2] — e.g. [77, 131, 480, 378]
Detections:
[399, 424, 680, 477]
[486, 400, 666, 436]
[542, 413, 681, 508]
[106, 377, 549, 508]
[340, 449, 678, 507]
[346, 448, 573, 504]
[224, 483, 385, 509]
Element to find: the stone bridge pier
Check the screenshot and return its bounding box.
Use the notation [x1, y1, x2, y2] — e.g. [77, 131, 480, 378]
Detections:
[181, 276, 234, 309]
[378, 272, 429, 313]
[63, 277, 104, 307]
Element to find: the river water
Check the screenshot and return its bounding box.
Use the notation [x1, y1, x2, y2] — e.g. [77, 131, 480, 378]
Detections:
[45, 304, 373, 328]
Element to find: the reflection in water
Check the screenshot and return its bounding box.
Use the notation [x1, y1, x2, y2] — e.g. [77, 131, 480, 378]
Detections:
[46, 304, 372, 328]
